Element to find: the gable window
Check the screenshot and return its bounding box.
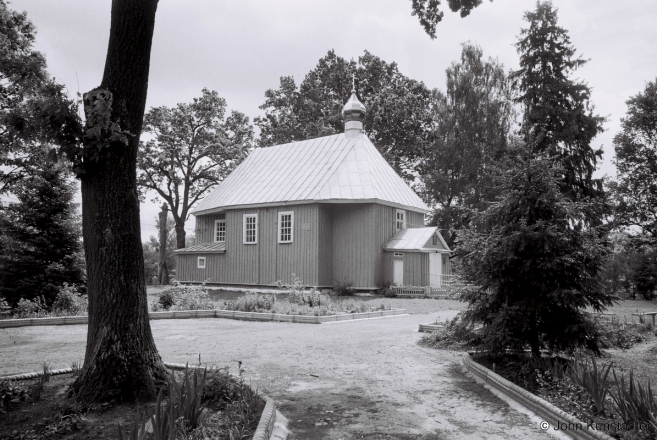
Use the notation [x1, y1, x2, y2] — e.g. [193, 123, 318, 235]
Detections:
[243, 213, 258, 244]
[214, 218, 226, 243]
[432, 233, 438, 246]
[278, 211, 294, 243]
[197, 256, 206, 269]
[395, 209, 406, 231]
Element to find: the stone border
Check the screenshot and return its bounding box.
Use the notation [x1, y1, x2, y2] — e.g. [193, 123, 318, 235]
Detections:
[0, 308, 406, 328]
[462, 353, 615, 440]
[418, 323, 443, 332]
[2, 362, 281, 440]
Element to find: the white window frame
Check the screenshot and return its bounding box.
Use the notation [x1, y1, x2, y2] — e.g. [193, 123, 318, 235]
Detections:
[214, 219, 226, 243]
[395, 209, 406, 232]
[278, 211, 294, 244]
[243, 213, 258, 244]
[197, 256, 206, 269]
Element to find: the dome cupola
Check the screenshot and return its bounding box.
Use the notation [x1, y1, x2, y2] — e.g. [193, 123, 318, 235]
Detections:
[342, 79, 366, 138]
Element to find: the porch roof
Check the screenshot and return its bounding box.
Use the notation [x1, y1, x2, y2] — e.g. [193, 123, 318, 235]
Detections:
[173, 242, 226, 254]
[383, 227, 451, 253]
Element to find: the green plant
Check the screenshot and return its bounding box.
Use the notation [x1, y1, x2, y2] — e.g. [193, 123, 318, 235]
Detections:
[14, 296, 47, 318]
[158, 290, 176, 310]
[30, 363, 52, 402]
[52, 283, 88, 315]
[565, 354, 613, 415]
[117, 403, 149, 440]
[610, 368, 657, 430]
[152, 281, 214, 312]
[334, 281, 356, 296]
[0, 380, 30, 413]
[71, 360, 82, 375]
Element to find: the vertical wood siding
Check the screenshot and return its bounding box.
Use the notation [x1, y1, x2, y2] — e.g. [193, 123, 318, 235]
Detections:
[404, 252, 428, 286]
[179, 203, 423, 288]
[275, 204, 319, 285]
[176, 253, 227, 283]
[317, 205, 333, 286]
[181, 205, 321, 286]
[406, 210, 426, 228]
[258, 208, 278, 284]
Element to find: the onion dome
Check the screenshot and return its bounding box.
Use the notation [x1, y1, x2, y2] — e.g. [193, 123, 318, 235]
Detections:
[342, 88, 366, 138]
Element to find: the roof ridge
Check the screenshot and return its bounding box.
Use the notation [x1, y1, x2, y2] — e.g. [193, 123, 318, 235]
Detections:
[308, 134, 359, 199]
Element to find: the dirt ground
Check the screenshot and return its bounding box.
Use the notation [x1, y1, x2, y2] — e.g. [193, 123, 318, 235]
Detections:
[0, 303, 555, 440]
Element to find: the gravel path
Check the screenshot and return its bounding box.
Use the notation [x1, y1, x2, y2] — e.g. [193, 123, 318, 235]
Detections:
[0, 311, 552, 439]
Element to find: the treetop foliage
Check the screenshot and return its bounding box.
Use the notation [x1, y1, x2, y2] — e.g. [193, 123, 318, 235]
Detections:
[0, 0, 83, 192]
[410, 0, 490, 39]
[137, 88, 254, 248]
[609, 78, 657, 240]
[256, 50, 434, 177]
[418, 43, 513, 245]
[510, 0, 605, 202]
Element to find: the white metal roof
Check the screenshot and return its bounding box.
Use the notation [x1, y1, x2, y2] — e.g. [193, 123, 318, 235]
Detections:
[193, 133, 430, 215]
[173, 242, 225, 254]
[384, 227, 451, 252]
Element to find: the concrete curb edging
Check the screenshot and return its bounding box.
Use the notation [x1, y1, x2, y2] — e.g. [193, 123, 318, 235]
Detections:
[2, 362, 282, 440]
[0, 308, 406, 328]
[418, 324, 443, 332]
[461, 353, 615, 440]
[164, 362, 278, 440]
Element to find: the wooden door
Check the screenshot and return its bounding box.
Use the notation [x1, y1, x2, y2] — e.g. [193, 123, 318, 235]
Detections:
[429, 253, 442, 287]
[393, 257, 404, 286]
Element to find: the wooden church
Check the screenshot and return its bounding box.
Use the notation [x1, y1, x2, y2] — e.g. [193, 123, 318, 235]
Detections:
[175, 89, 451, 289]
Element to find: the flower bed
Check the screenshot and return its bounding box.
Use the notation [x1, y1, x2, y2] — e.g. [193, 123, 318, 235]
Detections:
[0, 363, 267, 440]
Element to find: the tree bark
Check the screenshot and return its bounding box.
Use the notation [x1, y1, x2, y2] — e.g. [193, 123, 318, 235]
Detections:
[72, 0, 165, 403]
[175, 222, 186, 249]
[157, 203, 169, 285]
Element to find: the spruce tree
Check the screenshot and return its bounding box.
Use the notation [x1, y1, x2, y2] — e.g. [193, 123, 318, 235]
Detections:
[0, 165, 85, 306]
[510, 1, 605, 202]
[458, 142, 614, 356]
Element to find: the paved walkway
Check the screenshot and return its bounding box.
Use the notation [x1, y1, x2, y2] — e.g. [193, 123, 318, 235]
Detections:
[0, 312, 552, 439]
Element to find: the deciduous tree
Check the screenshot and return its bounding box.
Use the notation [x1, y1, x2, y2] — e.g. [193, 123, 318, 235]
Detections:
[256, 50, 434, 178]
[609, 78, 657, 240]
[410, 0, 492, 38]
[137, 89, 253, 249]
[70, 0, 166, 403]
[418, 43, 513, 246]
[0, 0, 80, 195]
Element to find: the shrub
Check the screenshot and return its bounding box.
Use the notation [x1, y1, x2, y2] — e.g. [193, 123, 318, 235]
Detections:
[418, 315, 481, 349]
[378, 280, 396, 297]
[52, 283, 88, 315]
[334, 281, 356, 296]
[151, 282, 214, 311]
[157, 290, 175, 310]
[596, 317, 650, 350]
[14, 297, 47, 318]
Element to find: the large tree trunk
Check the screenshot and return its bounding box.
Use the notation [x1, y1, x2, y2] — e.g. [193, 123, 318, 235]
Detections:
[72, 0, 165, 403]
[175, 222, 186, 249]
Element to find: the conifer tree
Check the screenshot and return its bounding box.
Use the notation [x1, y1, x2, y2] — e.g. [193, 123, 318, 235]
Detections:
[510, 1, 605, 202]
[0, 165, 85, 306]
[457, 142, 614, 356]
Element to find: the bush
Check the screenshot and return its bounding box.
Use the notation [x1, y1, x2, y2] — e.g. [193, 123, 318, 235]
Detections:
[52, 283, 87, 315]
[151, 282, 214, 311]
[157, 290, 175, 310]
[334, 281, 356, 296]
[418, 315, 481, 349]
[14, 297, 47, 318]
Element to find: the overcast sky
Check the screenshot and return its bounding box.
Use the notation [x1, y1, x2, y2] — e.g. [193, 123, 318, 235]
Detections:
[8, 0, 657, 240]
